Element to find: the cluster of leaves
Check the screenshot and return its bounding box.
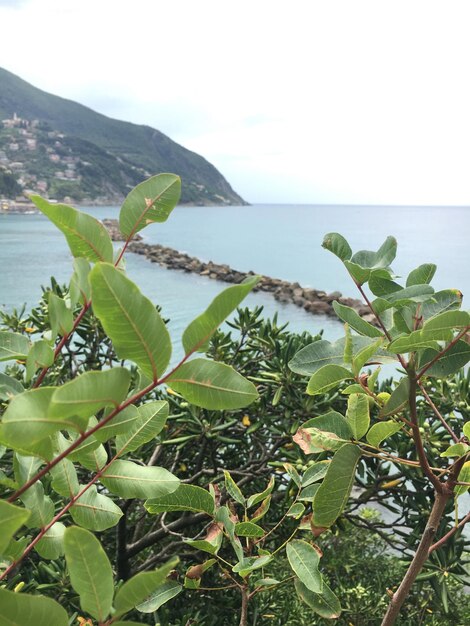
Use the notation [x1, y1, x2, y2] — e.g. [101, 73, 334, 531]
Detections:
[0, 174, 264, 625]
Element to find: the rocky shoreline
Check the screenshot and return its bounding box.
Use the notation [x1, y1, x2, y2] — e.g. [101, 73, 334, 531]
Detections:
[103, 219, 374, 324]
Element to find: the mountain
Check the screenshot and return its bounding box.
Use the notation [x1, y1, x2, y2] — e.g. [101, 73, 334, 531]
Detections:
[0, 67, 246, 205]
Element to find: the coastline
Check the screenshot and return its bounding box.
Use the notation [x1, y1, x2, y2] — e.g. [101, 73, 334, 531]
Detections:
[103, 219, 373, 324]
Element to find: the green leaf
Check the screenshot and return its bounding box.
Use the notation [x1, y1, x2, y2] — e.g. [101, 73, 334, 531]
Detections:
[94, 405, 138, 443]
[119, 173, 181, 238]
[115, 401, 169, 453]
[301, 462, 330, 487]
[246, 477, 275, 508]
[455, 461, 470, 497]
[421, 289, 463, 320]
[366, 420, 401, 447]
[50, 458, 79, 497]
[215, 506, 244, 562]
[114, 558, 179, 617]
[284, 462, 302, 486]
[440, 443, 469, 458]
[385, 284, 435, 303]
[289, 336, 378, 376]
[406, 263, 437, 287]
[333, 302, 382, 338]
[167, 358, 259, 410]
[183, 276, 260, 354]
[0, 331, 30, 362]
[380, 377, 409, 418]
[2, 388, 77, 450]
[250, 495, 271, 523]
[69, 257, 91, 305]
[224, 470, 245, 505]
[346, 393, 370, 439]
[294, 412, 352, 454]
[0, 372, 24, 401]
[136, 580, 182, 613]
[295, 578, 342, 619]
[422, 310, 470, 334]
[287, 502, 306, 518]
[101, 460, 179, 499]
[235, 522, 264, 537]
[31, 195, 113, 262]
[232, 555, 272, 578]
[145, 483, 215, 515]
[50, 368, 131, 426]
[352, 338, 384, 375]
[322, 232, 352, 261]
[286, 539, 322, 593]
[35, 522, 65, 560]
[299, 483, 321, 502]
[463, 422, 470, 439]
[352, 236, 397, 269]
[306, 364, 352, 395]
[64, 526, 114, 621]
[185, 523, 223, 555]
[48, 293, 73, 340]
[90, 263, 172, 380]
[388, 332, 442, 354]
[0, 500, 30, 555]
[313, 444, 361, 527]
[25, 340, 54, 382]
[0, 589, 68, 626]
[369, 276, 402, 297]
[418, 340, 470, 377]
[70, 485, 123, 531]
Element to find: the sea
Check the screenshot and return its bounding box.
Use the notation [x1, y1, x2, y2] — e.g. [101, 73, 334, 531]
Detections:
[1, 203, 469, 348]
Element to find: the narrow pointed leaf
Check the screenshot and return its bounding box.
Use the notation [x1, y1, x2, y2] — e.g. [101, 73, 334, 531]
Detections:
[167, 358, 258, 410]
[31, 195, 113, 262]
[90, 263, 171, 380]
[114, 558, 179, 617]
[286, 539, 322, 593]
[246, 477, 275, 508]
[119, 173, 181, 237]
[0, 331, 30, 361]
[145, 483, 215, 515]
[0, 589, 68, 626]
[183, 276, 260, 354]
[101, 460, 179, 499]
[64, 526, 114, 622]
[69, 257, 91, 305]
[313, 444, 361, 527]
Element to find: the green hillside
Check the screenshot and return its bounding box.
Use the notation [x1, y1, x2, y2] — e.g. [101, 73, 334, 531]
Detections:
[0, 67, 246, 205]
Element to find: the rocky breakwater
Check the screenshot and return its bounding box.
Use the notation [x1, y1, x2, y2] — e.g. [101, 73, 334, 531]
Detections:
[103, 219, 374, 323]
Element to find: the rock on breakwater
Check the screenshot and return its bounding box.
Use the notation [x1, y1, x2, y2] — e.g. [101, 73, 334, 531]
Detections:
[103, 218, 374, 323]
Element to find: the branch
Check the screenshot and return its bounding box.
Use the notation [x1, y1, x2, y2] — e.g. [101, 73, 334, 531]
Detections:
[429, 511, 470, 554]
[417, 381, 459, 443]
[416, 327, 470, 381]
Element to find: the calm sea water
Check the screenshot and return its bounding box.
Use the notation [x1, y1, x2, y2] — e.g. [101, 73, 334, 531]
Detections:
[1, 203, 469, 355]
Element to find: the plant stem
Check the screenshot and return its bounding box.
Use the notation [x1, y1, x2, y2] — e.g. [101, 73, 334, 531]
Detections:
[239, 585, 249, 626]
[417, 381, 459, 443]
[381, 489, 450, 626]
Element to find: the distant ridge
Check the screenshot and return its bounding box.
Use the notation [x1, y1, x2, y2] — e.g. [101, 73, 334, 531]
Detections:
[0, 67, 246, 205]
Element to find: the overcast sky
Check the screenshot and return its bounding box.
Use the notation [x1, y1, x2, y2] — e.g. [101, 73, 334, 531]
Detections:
[1, 0, 469, 205]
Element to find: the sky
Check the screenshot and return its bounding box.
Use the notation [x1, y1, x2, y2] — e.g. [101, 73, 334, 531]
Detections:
[1, 0, 470, 205]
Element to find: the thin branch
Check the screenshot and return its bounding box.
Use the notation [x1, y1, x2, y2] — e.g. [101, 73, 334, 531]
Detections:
[416, 327, 470, 381]
[429, 511, 470, 554]
[417, 381, 459, 443]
